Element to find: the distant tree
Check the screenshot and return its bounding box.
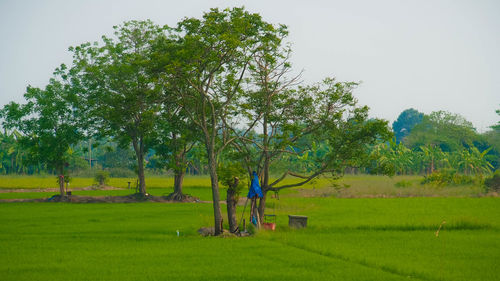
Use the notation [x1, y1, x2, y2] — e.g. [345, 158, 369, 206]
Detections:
[0, 130, 29, 174]
[69, 20, 167, 195]
[392, 108, 424, 142]
[405, 111, 478, 152]
[371, 138, 414, 175]
[482, 130, 500, 170]
[457, 147, 493, 176]
[492, 106, 500, 131]
[0, 74, 82, 195]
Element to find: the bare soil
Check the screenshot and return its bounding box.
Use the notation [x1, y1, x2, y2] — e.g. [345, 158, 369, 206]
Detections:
[0, 185, 123, 193]
[0, 193, 200, 203]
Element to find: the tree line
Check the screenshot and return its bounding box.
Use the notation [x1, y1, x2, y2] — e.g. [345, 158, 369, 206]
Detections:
[379, 108, 500, 177]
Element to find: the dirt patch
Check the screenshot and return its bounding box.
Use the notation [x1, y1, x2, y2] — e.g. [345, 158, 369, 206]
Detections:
[0, 194, 200, 203]
[197, 227, 250, 237]
[0, 185, 124, 193]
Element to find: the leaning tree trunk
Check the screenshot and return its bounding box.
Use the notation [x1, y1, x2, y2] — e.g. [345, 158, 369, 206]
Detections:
[226, 177, 240, 233]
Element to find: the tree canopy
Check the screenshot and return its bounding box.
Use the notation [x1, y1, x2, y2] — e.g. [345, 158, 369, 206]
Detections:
[404, 110, 478, 152]
[392, 108, 424, 142]
[0, 72, 83, 195]
[69, 20, 167, 194]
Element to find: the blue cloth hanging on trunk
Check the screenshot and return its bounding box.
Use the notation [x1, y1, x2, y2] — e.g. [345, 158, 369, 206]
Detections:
[247, 171, 263, 198]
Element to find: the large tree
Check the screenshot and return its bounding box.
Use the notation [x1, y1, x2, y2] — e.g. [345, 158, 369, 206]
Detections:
[0, 73, 82, 195]
[238, 76, 392, 217]
[69, 20, 167, 195]
[158, 8, 280, 235]
[150, 99, 199, 200]
[405, 110, 478, 152]
[392, 108, 424, 142]
[223, 20, 392, 217]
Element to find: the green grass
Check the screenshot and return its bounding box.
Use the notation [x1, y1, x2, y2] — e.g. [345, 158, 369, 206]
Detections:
[0, 197, 498, 281]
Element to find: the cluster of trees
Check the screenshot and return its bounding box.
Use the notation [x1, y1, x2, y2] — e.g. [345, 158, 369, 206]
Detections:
[0, 8, 391, 235]
[372, 108, 500, 177]
[1, 8, 498, 234]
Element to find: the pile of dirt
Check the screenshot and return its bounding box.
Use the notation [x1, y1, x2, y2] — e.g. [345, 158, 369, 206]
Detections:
[44, 194, 200, 203]
[0, 185, 124, 193]
[197, 227, 250, 237]
[0, 194, 200, 203]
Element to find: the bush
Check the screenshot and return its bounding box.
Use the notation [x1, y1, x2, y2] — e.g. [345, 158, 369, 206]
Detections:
[395, 180, 412, 188]
[217, 163, 247, 197]
[484, 170, 500, 192]
[421, 169, 474, 186]
[94, 170, 110, 186]
[108, 167, 136, 178]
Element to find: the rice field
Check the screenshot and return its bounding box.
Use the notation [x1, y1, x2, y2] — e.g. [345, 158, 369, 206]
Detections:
[0, 175, 498, 280]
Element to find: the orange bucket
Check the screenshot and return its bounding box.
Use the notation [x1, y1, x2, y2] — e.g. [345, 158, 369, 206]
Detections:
[262, 222, 276, 231]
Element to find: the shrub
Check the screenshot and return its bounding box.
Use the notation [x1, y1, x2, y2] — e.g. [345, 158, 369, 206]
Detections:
[108, 167, 136, 178]
[421, 169, 474, 186]
[395, 180, 412, 188]
[217, 163, 247, 197]
[94, 170, 110, 186]
[484, 170, 500, 192]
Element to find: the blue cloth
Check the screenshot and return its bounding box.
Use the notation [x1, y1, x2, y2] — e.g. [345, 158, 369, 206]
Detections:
[247, 171, 263, 198]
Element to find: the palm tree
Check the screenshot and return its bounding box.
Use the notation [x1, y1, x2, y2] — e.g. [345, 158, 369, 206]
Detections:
[419, 145, 445, 175]
[458, 147, 493, 176]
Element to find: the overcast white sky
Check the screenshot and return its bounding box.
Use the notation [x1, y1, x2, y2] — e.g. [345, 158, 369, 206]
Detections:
[1, 0, 499, 131]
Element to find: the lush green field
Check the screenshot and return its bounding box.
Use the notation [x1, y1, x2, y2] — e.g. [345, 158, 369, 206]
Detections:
[1, 196, 498, 281]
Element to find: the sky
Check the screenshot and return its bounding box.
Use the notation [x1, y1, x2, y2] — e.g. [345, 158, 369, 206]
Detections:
[0, 0, 499, 131]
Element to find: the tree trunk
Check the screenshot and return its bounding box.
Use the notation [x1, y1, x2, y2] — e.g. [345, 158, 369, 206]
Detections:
[258, 113, 270, 221]
[167, 168, 186, 201]
[132, 138, 147, 195]
[137, 153, 146, 194]
[258, 190, 267, 220]
[58, 167, 65, 196]
[226, 177, 239, 233]
[207, 146, 223, 235]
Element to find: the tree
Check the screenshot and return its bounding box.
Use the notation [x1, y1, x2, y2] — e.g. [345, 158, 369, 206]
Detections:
[0, 129, 29, 174]
[69, 20, 167, 195]
[0, 74, 82, 195]
[405, 111, 478, 152]
[491, 106, 500, 131]
[392, 108, 423, 142]
[237, 76, 392, 218]
[419, 144, 447, 174]
[150, 101, 199, 200]
[371, 139, 414, 175]
[160, 8, 278, 235]
[457, 147, 493, 176]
